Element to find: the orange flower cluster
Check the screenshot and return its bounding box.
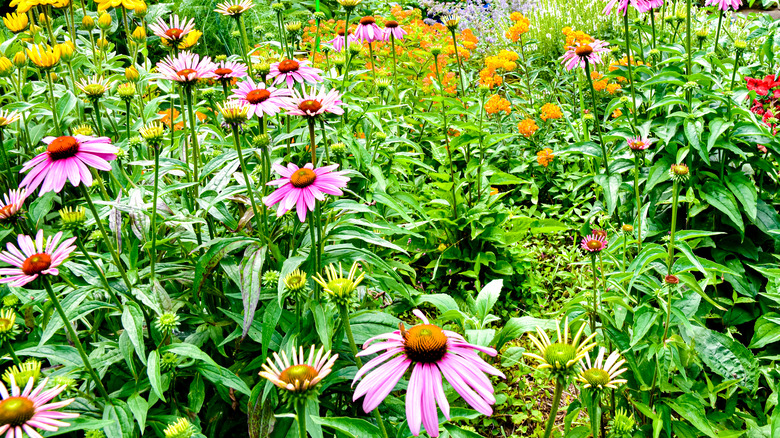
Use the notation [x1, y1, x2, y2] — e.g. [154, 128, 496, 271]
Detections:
[540, 103, 563, 121]
[562, 27, 593, 47]
[612, 109, 623, 118]
[517, 118, 539, 137]
[506, 13, 530, 42]
[485, 94, 511, 115]
[479, 50, 520, 88]
[537, 148, 555, 167]
[609, 56, 648, 83]
[590, 70, 622, 94]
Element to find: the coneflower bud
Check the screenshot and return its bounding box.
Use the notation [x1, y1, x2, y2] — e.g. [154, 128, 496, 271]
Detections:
[219, 100, 249, 126]
[664, 275, 679, 285]
[163, 418, 194, 438]
[98, 12, 112, 30]
[734, 40, 746, 51]
[253, 26, 263, 34]
[331, 142, 347, 155]
[2, 294, 19, 308]
[117, 82, 136, 101]
[155, 312, 180, 333]
[59, 206, 87, 230]
[252, 134, 271, 148]
[621, 224, 634, 233]
[443, 14, 460, 31]
[215, 54, 227, 62]
[695, 28, 708, 41]
[2, 360, 41, 386]
[82, 14, 95, 30]
[72, 124, 94, 136]
[271, 2, 285, 12]
[125, 66, 139, 81]
[332, 54, 345, 66]
[285, 21, 302, 34]
[128, 136, 143, 149]
[430, 46, 442, 56]
[140, 122, 166, 147]
[313, 11, 326, 20]
[0, 309, 19, 342]
[669, 163, 690, 182]
[374, 131, 387, 140]
[96, 37, 110, 50]
[375, 77, 391, 90]
[262, 270, 281, 286]
[201, 88, 218, 99]
[682, 81, 698, 90]
[348, 42, 362, 55]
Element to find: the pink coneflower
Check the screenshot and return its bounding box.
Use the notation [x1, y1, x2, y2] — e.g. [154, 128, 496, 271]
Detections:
[0, 189, 27, 222]
[281, 87, 344, 118]
[0, 230, 76, 287]
[353, 310, 505, 438]
[20, 135, 118, 194]
[213, 59, 248, 83]
[258, 345, 338, 393]
[267, 59, 323, 88]
[383, 20, 407, 41]
[328, 29, 357, 53]
[561, 40, 610, 71]
[231, 78, 291, 118]
[627, 136, 655, 152]
[354, 16, 383, 43]
[602, 0, 652, 15]
[156, 52, 217, 84]
[264, 163, 349, 222]
[581, 233, 608, 252]
[704, 0, 741, 11]
[0, 377, 78, 437]
[214, 0, 254, 16]
[149, 14, 196, 44]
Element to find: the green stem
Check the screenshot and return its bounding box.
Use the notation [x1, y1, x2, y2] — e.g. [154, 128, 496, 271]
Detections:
[308, 119, 317, 164]
[433, 54, 457, 218]
[339, 305, 390, 438]
[591, 254, 599, 334]
[184, 86, 201, 188]
[297, 400, 307, 438]
[45, 71, 62, 136]
[125, 101, 132, 160]
[368, 42, 377, 84]
[41, 276, 112, 405]
[150, 144, 160, 283]
[519, 35, 534, 106]
[0, 130, 14, 190]
[449, 28, 466, 98]
[685, 0, 692, 77]
[713, 11, 723, 54]
[231, 125, 263, 234]
[666, 180, 679, 274]
[340, 9, 352, 92]
[80, 184, 133, 293]
[650, 11, 656, 49]
[622, 13, 639, 129]
[238, 15, 254, 77]
[583, 61, 610, 175]
[4, 342, 20, 365]
[307, 212, 319, 302]
[92, 98, 104, 136]
[633, 156, 642, 252]
[542, 377, 564, 438]
[390, 34, 399, 103]
[477, 94, 485, 199]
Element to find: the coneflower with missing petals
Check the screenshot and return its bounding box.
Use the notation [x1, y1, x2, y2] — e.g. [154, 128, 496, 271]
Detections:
[267, 59, 323, 88]
[0, 230, 76, 287]
[0, 189, 27, 222]
[149, 14, 196, 44]
[561, 39, 610, 71]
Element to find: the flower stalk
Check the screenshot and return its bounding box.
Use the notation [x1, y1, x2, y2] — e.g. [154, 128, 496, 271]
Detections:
[542, 377, 565, 438]
[231, 125, 263, 233]
[583, 60, 610, 175]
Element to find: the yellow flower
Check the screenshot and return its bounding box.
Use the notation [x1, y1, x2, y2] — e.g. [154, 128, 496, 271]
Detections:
[12, 51, 26, 68]
[95, 0, 142, 11]
[161, 30, 202, 50]
[131, 25, 146, 41]
[98, 12, 112, 29]
[57, 41, 75, 62]
[3, 12, 28, 33]
[577, 348, 628, 390]
[26, 44, 60, 69]
[517, 118, 539, 137]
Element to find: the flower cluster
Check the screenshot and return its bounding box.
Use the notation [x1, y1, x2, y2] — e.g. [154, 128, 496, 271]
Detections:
[540, 103, 563, 121]
[479, 50, 519, 88]
[537, 148, 555, 167]
[747, 75, 780, 134]
[517, 118, 539, 137]
[485, 94, 512, 115]
[505, 12, 530, 42]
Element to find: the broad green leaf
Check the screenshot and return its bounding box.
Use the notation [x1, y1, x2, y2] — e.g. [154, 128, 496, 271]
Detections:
[127, 392, 148, 432]
[725, 171, 757, 221]
[665, 394, 718, 438]
[241, 245, 267, 338]
[122, 302, 146, 365]
[475, 279, 502, 322]
[749, 313, 780, 349]
[701, 181, 744, 235]
[492, 317, 556, 351]
[309, 416, 382, 438]
[146, 350, 166, 402]
[685, 325, 758, 392]
[164, 343, 251, 395]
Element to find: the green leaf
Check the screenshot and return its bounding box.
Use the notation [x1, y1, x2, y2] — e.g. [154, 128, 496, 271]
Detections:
[685, 325, 758, 392]
[684, 120, 707, 164]
[28, 191, 56, 229]
[474, 279, 502, 322]
[749, 313, 780, 349]
[164, 343, 251, 395]
[241, 245, 267, 338]
[261, 299, 281, 364]
[122, 302, 146, 365]
[146, 350, 166, 402]
[594, 174, 622, 215]
[725, 172, 757, 222]
[665, 394, 718, 438]
[192, 237, 257, 299]
[701, 181, 744, 235]
[418, 294, 460, 314]
[706, 118, 733, 153]
[309, 416, 382, 438]
[127, 392, 148, 432]
[492, 317, 556, 351]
